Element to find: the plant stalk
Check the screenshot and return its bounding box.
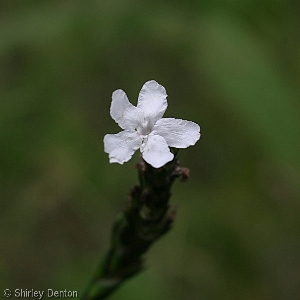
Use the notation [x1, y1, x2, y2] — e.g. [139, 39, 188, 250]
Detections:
[80, 156, 189, 300]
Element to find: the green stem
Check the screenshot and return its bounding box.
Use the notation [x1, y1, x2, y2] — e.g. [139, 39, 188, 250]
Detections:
[80, 156, 189, 300]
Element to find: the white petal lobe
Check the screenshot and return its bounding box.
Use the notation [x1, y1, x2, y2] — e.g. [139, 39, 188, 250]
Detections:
[141, 134, 174, 168]
[110, 89, 142, 130]
[104, 131, 141, 164]
[154, 118, 200, 148]
[137, 80, 168, 125]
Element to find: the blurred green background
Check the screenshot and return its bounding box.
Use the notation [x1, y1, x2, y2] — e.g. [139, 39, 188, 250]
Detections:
[1, 1, 300, 299]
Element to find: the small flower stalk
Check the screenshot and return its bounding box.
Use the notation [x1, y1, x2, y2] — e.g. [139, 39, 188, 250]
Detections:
[80, 81, 200, 299]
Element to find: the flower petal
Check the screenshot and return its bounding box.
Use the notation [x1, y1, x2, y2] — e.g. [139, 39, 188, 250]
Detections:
[154, 118, 200, 148]
[141, 134, 174, 168]
[137, 80, 168, 125]
[110, 89, 143, 130]
[104, 131, 141, 164]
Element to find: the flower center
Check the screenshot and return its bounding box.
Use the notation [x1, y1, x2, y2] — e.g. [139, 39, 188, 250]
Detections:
[137, 120, 152, 136]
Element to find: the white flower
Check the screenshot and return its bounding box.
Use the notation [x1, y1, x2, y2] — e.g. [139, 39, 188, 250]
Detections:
[103, 80, 200, 168]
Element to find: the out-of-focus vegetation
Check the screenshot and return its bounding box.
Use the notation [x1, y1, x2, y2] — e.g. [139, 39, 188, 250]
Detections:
[1, 1, 300, 299]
